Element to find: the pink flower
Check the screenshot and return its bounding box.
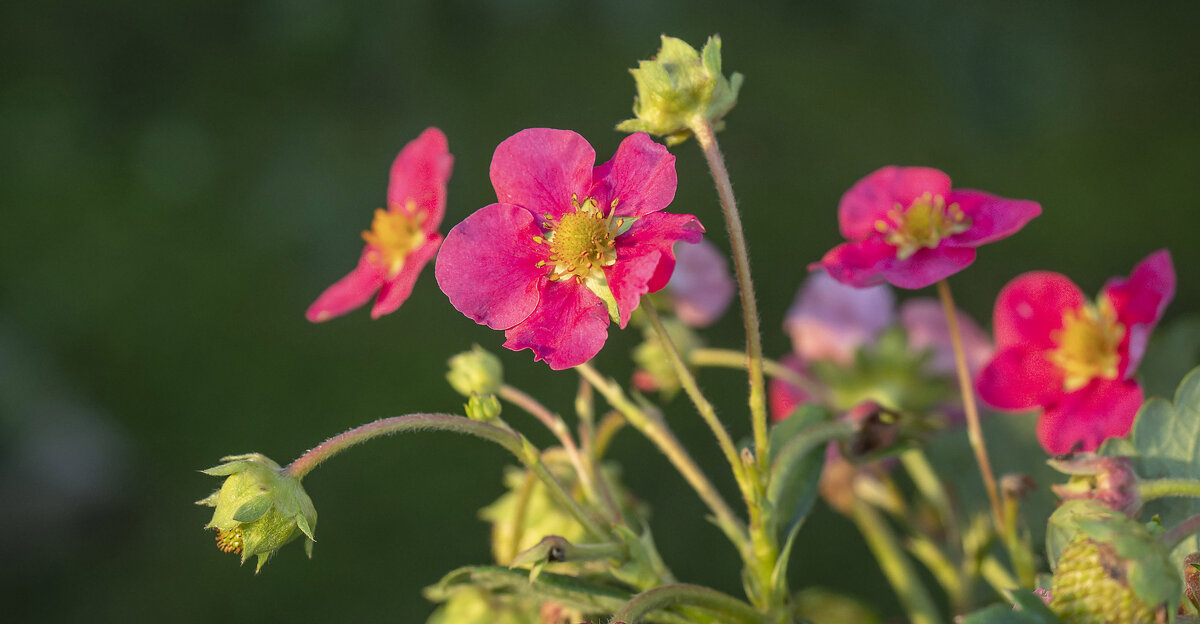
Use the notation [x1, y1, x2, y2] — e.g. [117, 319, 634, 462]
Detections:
[976, 250, 1175, 454]
[784, 270, 895, 366]
[306, 128, 453, 322]
[435, 129, 702, 370]
[813, 166, 1041, 289]
[665, 238, 735, 328]
[899, 298, 993, 378]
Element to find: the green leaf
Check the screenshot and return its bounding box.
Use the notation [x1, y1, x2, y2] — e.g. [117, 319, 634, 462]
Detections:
[960, 600, 1061, 624]
[766, 406, 846, 539]
[1139, 316, 1200, 398]
[232, 494, 273, 523]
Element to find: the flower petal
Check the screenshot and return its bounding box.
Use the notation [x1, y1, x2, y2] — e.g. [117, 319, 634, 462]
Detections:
[812, 237, 895, 288]
[490, 128, 594, 221]
[992, 271, 1085, 350]
[768, 355, 810, 421]
[976, 345, 1064, 410]
[502, 280, 609, 370]
[666, 239, 735, 328]
[370, 236, 441, 319]
[900, 298, 993, 377]
[942, 189, 1040, 247]
[785, 270, 895, 365]
[839, 166, 952, 241]
[879, 245, 976, 289]
[387, 127, 454, 231]
[1101, 249, 1175, 376]
[435, 203, 547, 330]
[591, 133, 677, 219]
[607, 213, 704, 326]
[306, 249, 385, 322]
[1037, 379, 1143, 454]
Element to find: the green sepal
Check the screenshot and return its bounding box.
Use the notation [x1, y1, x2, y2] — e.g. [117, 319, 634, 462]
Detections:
[195, 490, 219, 507]
[295, 512, 316, 542]
[233, 494, 274, 523]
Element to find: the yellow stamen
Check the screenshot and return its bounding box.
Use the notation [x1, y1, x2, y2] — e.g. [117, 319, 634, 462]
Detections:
[215, 527, 244, 554]
[1048, 300, 1125, 392]
[535, 197, 620, 283]
[361, 200, 427, 278]
[875, 192, 971, 260]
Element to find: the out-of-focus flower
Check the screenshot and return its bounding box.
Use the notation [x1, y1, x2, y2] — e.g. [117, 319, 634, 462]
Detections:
[307, 128, 453, 322]
[436, 129, 701, 370]
[976, 250, 1175, 454]
[784, 270, 894, 366]
[813, 166, 1041, 289]
[631, 316, 701, 397]
[664, 238, 734, 328]
[899, 298, 993, 378]
[446, 345, 504, 397]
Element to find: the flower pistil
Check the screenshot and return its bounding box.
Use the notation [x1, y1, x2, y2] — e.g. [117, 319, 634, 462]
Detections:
[536, 195, 622, 283]
[874, 192, 971, 260]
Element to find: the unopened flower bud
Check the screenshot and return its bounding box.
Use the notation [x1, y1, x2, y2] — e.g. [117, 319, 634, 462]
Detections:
[1050, 454, 1141, 517]
[446, 345, 503, 397]
[617, 35, 743, 146]
[631, 318, 700, 398]
[196, 453, 317, 572]
[465, 393, 502, 422]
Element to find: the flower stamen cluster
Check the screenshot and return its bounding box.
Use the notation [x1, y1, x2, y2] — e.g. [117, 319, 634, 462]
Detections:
[362, 201, 429, 278]
[874, 192, 971, 260]
[535, 196, 622, 282]
[1048, 301, 1124, 392]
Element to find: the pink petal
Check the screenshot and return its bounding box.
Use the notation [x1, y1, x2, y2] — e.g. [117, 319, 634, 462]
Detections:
[606, 248, 661, 329]
[838, 166, 952, 241]
[976, 346, 1064, 411]
[1101, 249, 1175, 376]
[666, 239, 735, 328]
[812, 237, 895, 288]
[614, 211, 704, 293]
[900, 298, 993, 377]
[370, 236, 441, 319]
[306, 249, 385, 322]
[942, 189, 1041, 247]
[1037, 379, 1144, 454]
[502, 280, 609, 370]
[785, 270, 895, 365]
[768, 355, 810, 421]
[992, 272, 1085, 350]
[879, 245, 976, 289]
[591, 133, 677, 219]
[387, 127, 454, 231]
[435, 203, 547, 330]
[489, 129, 594, 221]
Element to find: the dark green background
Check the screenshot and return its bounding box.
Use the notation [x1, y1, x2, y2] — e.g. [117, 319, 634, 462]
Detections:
[3, 1, 1198, 621]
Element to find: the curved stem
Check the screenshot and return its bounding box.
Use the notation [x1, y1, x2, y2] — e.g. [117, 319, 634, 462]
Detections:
[688, 116, 769, 478]
[643, 303, 748, 491]
[937, 279, 1004, 535]
[1141, 478, 1200, 501]
[283, 412, 610, 540]
[1162, 513, 1200, 550]
[610, 583, 767, 624]
[689, 347, 825, 401]
[851, 500, 942, 624]
[576, 363, 749, 553]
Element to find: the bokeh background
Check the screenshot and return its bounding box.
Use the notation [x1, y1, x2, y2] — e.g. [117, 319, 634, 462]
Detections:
[4, 0, 1199, 621]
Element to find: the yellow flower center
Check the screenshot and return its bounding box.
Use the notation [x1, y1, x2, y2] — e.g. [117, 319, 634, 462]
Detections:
[535, 196, 621, 282]
[1048, 301, 1125, 392]
[215, 527, 244, 554]
[362, 200, 427, 278]
[874, 192, 971, 259]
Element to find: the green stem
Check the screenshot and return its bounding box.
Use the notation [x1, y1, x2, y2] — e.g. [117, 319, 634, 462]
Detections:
[283, 412, 610, 540]
[1140, 478, 1200, 501]
[688, 347, 825, 401]
[688, 116, 769, 478]
[900, 449, 960, 550]
[610, 583, 767, 624]
[851, 500, 942, 624]
[1162, 512, 1200, 550]
[576, 363, 749, 553]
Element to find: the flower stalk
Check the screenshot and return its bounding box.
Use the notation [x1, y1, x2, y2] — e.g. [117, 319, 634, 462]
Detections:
[609, 583, 768, 624]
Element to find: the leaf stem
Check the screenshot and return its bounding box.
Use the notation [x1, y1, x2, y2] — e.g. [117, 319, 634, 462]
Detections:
[609, 583, 768, 624]
[689, 347, 825, 401]
[1162, 512, 1200, 550]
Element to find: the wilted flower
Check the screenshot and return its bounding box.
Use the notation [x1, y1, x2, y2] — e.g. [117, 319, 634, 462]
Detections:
[664, 238, 735, 328]
[196, 453, 317, 572]
[436, 129, 702, 370]
[813, 166, 1041, 289]
[976, 250, 1175, 454]
[306, 127, 453, 322]
[1050, 454, 1142, 517]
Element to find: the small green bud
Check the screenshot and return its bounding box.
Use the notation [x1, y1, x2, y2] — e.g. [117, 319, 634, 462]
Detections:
[631, 318, 700, 398]
[617, 34, 743, 146]
[465, 393, 502, 422]
[196, 453, 317, 572]
[446, 345, 504, 397]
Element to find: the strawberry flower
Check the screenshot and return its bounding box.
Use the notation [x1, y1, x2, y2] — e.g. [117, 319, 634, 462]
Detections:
[664, 238, 735, 328]
[813, 166, 1041, 289]
[436, 129, 702, 370]
[306, 128, 453, 322]
[976, 250, 1175, 454]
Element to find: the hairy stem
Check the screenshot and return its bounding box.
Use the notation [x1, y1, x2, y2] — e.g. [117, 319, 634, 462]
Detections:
[1162, 513, 1200, 550]
[609, 583, 767, 624]
[1141, 478, 1200, 502]
[688, 347, 825, 402]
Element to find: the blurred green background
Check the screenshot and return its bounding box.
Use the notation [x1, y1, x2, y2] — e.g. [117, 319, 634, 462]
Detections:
[3, 0, 1198, 621]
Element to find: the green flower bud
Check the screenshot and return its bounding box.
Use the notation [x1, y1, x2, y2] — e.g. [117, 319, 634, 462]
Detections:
[617, 35, 743, 146]
[196, 453, 317, 572]
[447, 345, 504, 397]
[631, 317, 701, 398]
[465, 393, 502, 422]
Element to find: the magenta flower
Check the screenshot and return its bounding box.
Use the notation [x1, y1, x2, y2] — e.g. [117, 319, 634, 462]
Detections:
[306, 128, 453, 322]
[436, 129, 702, 370]
[813, 166, 1041, 289]
[665, 238, 735, 328]
[976, 250, 1175, 454]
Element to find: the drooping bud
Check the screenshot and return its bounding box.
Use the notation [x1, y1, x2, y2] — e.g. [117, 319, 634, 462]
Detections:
[1049, 454, 1142, 517]
[446, 345, 504, 397]
[196, 453, 318, 572]
[617, 35, 743, 146]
